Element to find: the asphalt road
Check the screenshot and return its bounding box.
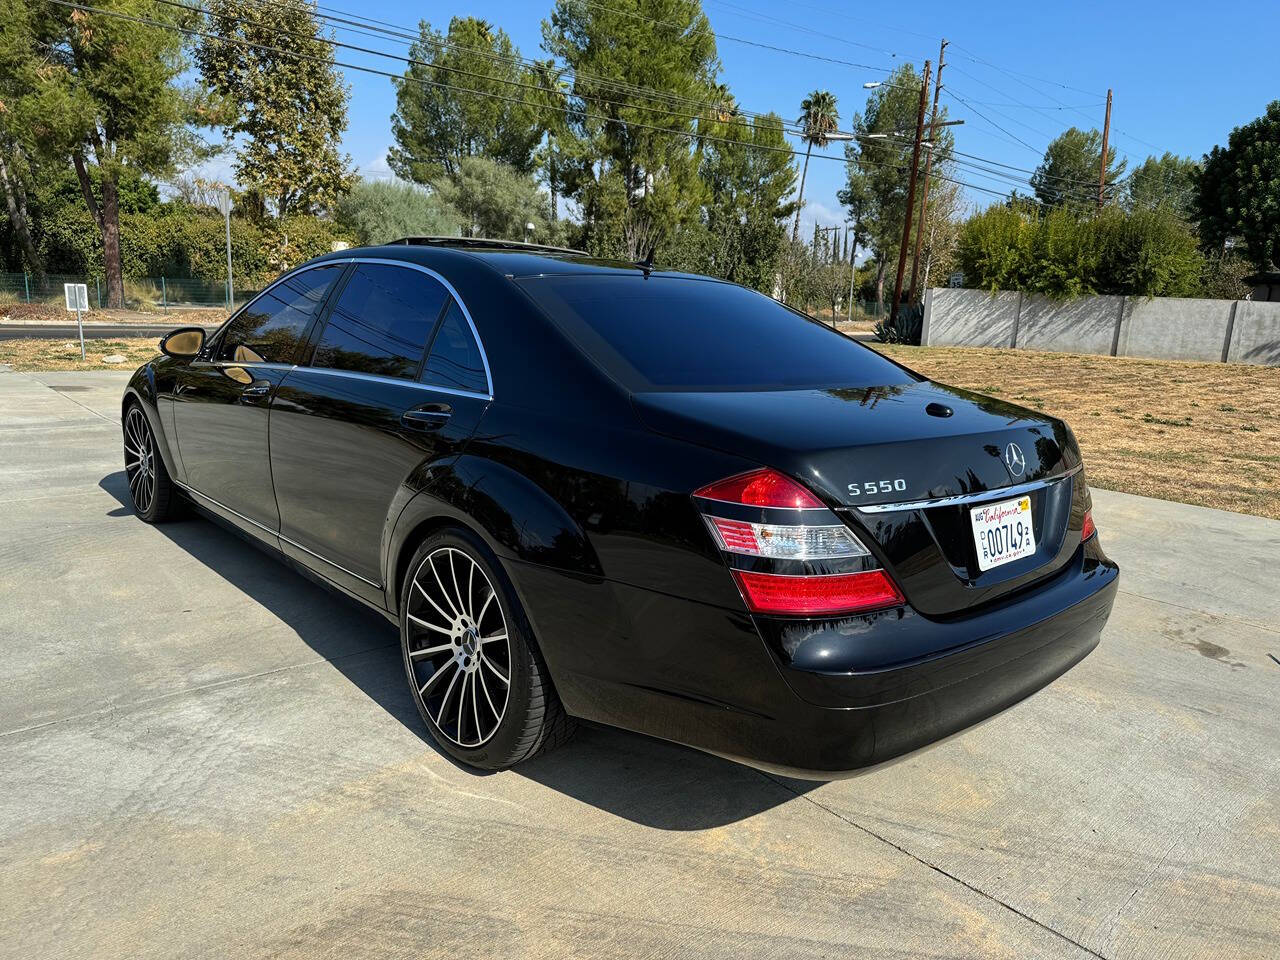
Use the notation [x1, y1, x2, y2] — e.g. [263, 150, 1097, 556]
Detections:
[0, 323, 219, 341]
[1, 369, 1277, 960]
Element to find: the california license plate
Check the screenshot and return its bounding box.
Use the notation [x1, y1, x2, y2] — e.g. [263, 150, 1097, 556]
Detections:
[970, 495, 1036, 571]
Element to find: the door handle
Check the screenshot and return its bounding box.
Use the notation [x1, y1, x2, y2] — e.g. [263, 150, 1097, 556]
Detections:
[241, 383, 271, 398]
[402, 403, 452, 430]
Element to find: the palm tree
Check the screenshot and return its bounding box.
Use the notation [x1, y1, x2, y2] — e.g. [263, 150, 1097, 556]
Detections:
[791, 90, 840, 242]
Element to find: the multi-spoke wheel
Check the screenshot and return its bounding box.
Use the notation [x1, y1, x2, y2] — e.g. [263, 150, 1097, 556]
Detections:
[123, 403, 176, 522]
[400, 528, 574, 769]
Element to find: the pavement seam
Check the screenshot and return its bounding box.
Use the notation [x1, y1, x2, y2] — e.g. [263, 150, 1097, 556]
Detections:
[0, 641, 398, 741]
[1115, 587, 1280, 636]
[762, 774, 1110, 960]
[21, 372, 118, 424]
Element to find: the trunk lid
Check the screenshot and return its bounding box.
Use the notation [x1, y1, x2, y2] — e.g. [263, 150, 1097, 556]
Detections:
[634, 380, 1086, 616]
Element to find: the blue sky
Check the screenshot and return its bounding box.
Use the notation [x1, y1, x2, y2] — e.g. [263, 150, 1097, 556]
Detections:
[302, 0, 1272, 236]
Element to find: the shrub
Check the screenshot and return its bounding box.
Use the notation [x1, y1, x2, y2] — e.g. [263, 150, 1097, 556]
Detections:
[956, 205, 1035, 292]
[335, 180, 460, 246]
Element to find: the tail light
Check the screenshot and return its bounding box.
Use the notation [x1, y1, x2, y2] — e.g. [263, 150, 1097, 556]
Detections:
[1081, 510, 1096, 541]
[694, 468, 905, 617]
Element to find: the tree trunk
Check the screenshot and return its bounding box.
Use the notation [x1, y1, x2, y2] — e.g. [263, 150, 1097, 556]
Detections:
[0, 150, 41, 278]
[100, 173, 124, 308]
[791, 142, 812, 243]
[874, 257, 887, 310]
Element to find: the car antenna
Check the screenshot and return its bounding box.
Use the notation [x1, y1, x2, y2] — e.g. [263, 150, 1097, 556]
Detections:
[638, 246, 656, 276]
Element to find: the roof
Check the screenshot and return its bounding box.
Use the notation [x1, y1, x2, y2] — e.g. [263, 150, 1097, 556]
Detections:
[320, 236, 714, 282]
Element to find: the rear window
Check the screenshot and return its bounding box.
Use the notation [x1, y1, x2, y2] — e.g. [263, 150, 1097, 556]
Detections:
[519, 275, 914, 392]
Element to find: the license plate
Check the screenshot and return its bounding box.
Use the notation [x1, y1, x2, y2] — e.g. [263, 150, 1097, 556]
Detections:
[970, 495, 1035, 571]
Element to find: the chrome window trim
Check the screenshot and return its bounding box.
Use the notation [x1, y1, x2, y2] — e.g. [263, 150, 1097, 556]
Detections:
[320, 256, 495, 400]
[849, 464, 1081, 514]
[174, 479, 383, 589]
[285, 365, 491, 401]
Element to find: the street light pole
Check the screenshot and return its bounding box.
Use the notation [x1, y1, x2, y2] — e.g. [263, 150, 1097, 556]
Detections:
[890, 59, 931, 326]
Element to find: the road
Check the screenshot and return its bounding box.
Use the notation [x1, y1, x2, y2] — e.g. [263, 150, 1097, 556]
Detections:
[0, 322, 219, 341]
[0, 369, 1276, 959]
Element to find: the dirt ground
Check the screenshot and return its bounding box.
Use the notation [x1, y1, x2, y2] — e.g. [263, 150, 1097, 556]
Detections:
[4, 337, 1276, 520]
[875, 344, 1280, 520]
[0, 302, 227, 324]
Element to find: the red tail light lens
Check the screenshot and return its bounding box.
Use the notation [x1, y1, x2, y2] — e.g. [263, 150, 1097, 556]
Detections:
[731, 569, 905, 616]
[694, 468, 823, 509]
[1081, 510, 1096, 541]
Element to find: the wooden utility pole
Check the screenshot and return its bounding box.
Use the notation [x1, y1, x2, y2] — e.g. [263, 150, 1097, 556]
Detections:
[1097, 88, 1112, 209]
[908, 39, 947, 305]
[890, 59, 931, 325]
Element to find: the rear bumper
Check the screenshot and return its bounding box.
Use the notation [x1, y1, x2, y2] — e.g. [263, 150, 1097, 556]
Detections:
[545, 539, 1117, 779]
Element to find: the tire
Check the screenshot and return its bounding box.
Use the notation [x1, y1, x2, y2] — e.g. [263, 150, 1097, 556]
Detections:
[123, 402, 179, 523]
[399, 526, 574, 770]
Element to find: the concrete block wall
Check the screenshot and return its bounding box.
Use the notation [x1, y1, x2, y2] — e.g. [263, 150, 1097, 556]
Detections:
[922, 288, 1280, 365]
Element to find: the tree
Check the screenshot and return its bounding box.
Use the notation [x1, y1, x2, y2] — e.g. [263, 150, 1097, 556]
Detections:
[433, 156, 558, 242]
[840, 65, 952, 305]
[542, 0, 718, 258]
[695, 111, 796, 291]
[1196, 101, 1280, 270]
[1030, 127, 1125, 210]
[3, 0, 198, 306]
[335, 180, 460, 245]
[1126, 152, 1198, 219]
[791, 90, 839, 242]
[197, 0, 355, 218]
[389, 18, 544, 185]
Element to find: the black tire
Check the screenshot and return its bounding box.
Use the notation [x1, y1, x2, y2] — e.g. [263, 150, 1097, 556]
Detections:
[399, 526, 574, 770]
[123, 402, 179, 523]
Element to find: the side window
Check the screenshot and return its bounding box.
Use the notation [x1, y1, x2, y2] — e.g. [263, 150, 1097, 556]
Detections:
[217, 265, 341, 364]
[422, 301, 489, 395]
[311, 264, 449, 379]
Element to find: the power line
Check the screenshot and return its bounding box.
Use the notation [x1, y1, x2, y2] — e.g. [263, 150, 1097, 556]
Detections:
[44, 0, 1016, 202]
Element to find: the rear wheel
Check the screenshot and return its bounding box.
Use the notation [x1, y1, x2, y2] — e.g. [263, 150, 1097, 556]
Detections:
[123, 403, 178, 523]
[400, 527, 573, 770]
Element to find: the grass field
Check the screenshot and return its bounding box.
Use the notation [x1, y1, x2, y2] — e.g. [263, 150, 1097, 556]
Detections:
[874, 344, 1280, 521]
[3, 336, 1277, 520]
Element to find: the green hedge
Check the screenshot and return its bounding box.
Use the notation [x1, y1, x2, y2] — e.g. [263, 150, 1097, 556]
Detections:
[29, 205, 353, 289]
[957, 204, 1206, 299]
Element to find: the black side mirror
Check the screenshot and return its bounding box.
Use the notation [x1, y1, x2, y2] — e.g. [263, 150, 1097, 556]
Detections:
[160, 327, 206, 359]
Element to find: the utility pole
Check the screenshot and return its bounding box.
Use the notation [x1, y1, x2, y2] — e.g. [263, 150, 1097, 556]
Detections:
[908, 39, 947, 305]
[890, 59, 931, 326]
[1097, 88, 1112, 209]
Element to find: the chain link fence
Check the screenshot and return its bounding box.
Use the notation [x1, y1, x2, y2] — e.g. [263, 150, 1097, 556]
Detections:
[0, 272, 251, 312]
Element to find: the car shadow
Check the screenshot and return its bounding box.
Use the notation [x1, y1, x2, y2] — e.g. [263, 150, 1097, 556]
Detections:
[99, 470, 814, 829]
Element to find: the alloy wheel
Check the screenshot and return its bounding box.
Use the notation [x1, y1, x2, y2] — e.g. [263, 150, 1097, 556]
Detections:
[406, 547, 512, 748]
[124, 407, 157, 515]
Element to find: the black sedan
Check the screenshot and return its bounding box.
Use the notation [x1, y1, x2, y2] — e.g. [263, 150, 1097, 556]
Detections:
[120, 238, 1117, 777]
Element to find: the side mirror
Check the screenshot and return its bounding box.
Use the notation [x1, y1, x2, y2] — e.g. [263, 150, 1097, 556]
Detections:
[160, 327, 206, 359]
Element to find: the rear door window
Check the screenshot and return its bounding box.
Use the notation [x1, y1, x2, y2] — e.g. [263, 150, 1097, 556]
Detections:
[312, 263, 450, 380]
[519, 275, 915, 392]
[216, 264, 342, 364]
[421, 301, 489, 395]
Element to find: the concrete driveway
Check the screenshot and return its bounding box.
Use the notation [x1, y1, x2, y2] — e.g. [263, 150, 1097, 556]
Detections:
[1, 369, 1277, 959]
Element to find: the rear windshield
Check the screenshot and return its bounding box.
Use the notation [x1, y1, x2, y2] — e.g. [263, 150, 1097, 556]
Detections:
[519, 275, 915, 392]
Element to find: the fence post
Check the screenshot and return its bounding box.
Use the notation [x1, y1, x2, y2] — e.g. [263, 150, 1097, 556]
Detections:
[96, 279, 102, 309]
[23, 271, 29, 303]
[161, 277, 168, 314]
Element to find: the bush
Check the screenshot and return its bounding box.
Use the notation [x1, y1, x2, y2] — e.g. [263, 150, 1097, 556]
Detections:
[957, 203, 1208, 299]
[335, 180, 460, 246]
[874, 303, 923, 344]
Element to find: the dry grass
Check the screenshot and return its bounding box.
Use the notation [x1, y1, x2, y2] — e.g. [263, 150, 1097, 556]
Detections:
[0, 337, 161, 372]
[873, 344, 1280, 521]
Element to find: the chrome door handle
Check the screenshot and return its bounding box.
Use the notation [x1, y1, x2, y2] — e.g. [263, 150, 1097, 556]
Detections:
[241, 383, 270, 397]
[402, 404, 452, 430]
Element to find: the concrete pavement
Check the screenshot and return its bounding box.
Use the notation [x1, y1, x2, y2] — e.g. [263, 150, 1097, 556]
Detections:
[1, 369, 1277, 959]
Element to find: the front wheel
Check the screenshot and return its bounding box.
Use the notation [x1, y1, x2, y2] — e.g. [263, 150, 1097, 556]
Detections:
[123, 403, 178, 522]
[400, 527, 574, 770]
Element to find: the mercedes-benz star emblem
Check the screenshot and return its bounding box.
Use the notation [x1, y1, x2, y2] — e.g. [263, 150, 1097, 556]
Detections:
[1005, 441, 1026, 477]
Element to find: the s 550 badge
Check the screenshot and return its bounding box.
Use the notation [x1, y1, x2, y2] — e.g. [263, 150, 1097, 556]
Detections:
[848, 478, 907, 497]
